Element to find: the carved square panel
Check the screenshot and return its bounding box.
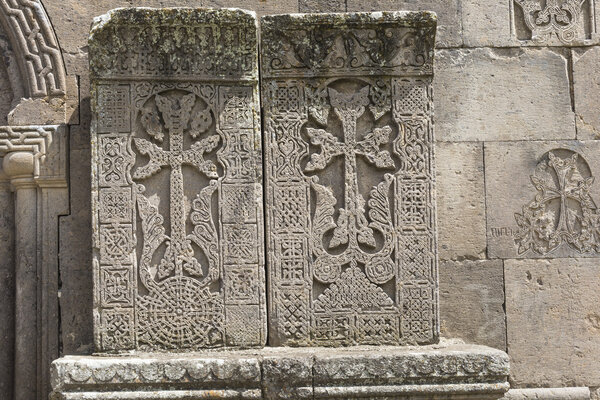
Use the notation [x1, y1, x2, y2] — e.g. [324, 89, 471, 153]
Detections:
[99, 265, 134, 306]
[100, 308, 135, 351]
[261, 12, 439, 346]
[225, 305, 263, 346]
[221, 183, 257, 224]
[511, 0, 599, 45]
[97, 84, 131, 133]
[224, 266, 260, 304]
[485, 141, 600, 258]
[223, 224, 259, 265]
[98, 187, 132, 223]
[90, 9, 265, 351]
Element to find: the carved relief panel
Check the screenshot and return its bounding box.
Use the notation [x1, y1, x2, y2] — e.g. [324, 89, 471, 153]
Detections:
[261, 12, 439, 346]
[512, 0, 599, 45]
[486, 141, 600, 259]
[90, 9, 265, 351]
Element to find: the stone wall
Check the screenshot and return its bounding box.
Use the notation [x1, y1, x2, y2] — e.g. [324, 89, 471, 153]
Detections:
[0, 0, 598, 398]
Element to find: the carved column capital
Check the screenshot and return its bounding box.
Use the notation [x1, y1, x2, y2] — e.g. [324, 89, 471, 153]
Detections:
[0, 125, 67, 189]
[3, 151, 35, 188]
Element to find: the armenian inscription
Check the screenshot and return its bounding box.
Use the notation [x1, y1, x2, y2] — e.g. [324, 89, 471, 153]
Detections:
[90, 8, 265, 351]
[261, 12, 438, 346]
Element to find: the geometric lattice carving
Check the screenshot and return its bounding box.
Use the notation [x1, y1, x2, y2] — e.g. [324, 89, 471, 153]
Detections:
[90, 8, 265, 351]
[262, 12, 438, 346]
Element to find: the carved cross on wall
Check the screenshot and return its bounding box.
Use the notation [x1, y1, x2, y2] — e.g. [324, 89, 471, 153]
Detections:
[535, 152, 590, 235]
[305, 85, 395, 249]
[134, 92, 220, 278]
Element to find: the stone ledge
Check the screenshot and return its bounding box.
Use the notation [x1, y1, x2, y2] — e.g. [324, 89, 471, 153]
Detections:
[51, 340, 509, 399]
[503, 387, 591, 399]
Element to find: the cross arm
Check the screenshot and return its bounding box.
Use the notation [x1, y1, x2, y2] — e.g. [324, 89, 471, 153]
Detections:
[133, 137, 168, 179]
[183, 134, 220, 178]
[356, 126, 395, 169]
[305, 127, 344, 172]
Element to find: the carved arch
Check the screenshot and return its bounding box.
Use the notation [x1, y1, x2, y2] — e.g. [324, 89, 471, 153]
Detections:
[0, 0, 66, 98]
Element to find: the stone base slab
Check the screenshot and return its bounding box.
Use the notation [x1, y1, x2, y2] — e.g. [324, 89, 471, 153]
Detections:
[503, 387, 591, 399]
[51, 340, 509, 400]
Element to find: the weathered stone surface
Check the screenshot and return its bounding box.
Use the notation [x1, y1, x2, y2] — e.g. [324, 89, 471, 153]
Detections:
[436, 142, 486, 260]
[90, 8, 266, 351]
[511, 0, 599, 46]
[0, 125, 68, 400]
[299, 0, 345, 12]
[573, 47, 600, 140]
[59, 147, 94, 355]
[485, 141, 600, 259]
[50, 342, 510, 399]
[434, 48, 574, 142]
[462, 0, 511, 47]
[43, 0, 299, 63]
[0, 36, 14, 125]
[506, 258, 600, 387]
[439, 260, 506, 351]
[503, 387, 591, 399]
[345, 0, 461, 47]
[261, 12, 438, 346]
[0, 167, 14, 400]
[262, 351, 314, 399]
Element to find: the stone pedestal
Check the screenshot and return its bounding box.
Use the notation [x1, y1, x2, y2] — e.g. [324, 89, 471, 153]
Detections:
[51, 341, 509, 400]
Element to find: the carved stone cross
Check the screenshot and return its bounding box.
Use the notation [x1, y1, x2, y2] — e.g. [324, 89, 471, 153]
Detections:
[305, 86, 394, 249]
[133, 92, 219, 278]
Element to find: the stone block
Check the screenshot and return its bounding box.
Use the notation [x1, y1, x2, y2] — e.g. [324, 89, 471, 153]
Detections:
[439, 260, 506, 351]
[503, 387, 591, 399]
[506, 258, 600, 387]
[44, 1, 298, 59]
[261, 11, 438, 346]
[299, 0, 345, 12]
[89, 8, 266, 351]
[436, 142, 486, 260]
[0, 175, 14, 400]
[50, 343, 510, 399]
[201, 0, 298, 14]
[573, 47, 600, 139]
[346, 0, 462, 47]
[485, 141, 600, 259]
[310, 343, 509, 399]
[462, 0, 512, 47]
[510, 0, 599, 46]
[434, 48, 574, 142]
[50, 353, 263, 399]
[262, 350, 314, 399]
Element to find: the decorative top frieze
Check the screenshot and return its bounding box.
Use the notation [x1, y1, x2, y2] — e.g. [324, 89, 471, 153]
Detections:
[260, 11, 437, 78]
[89, 8, 258, 81]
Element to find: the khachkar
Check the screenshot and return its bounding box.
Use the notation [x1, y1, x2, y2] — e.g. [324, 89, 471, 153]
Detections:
[262, 12, 438, 346]
[89, 8, 266, 351]
[51, 9, 510, 400]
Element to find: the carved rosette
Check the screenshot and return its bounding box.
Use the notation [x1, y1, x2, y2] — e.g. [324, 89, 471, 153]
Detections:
[90, 9, 265, 351]
[261, 12, 438, 346]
